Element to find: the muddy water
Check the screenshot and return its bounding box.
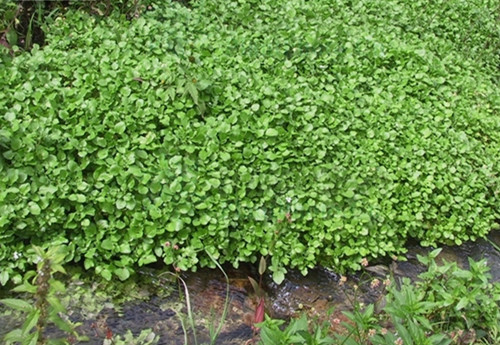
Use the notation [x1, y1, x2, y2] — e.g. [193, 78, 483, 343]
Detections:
[1, 231, 499, 344]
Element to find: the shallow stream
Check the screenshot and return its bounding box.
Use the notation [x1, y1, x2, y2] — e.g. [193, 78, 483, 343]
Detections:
[1, 231, 499, 344]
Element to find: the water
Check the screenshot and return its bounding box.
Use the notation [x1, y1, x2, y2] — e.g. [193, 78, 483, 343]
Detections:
[1, 231, 499, 344]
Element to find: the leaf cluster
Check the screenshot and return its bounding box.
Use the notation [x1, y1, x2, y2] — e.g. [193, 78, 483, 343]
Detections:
[1, 0, 500, 282]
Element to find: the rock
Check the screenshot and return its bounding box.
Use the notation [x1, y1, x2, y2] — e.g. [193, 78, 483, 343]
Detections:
[364, 265, 389, 277]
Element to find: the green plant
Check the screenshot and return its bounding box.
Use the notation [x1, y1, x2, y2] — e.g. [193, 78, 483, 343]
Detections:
[340, 250, 500, 344]
[259, 250, 500, 344]
[0, 1, 52, 53]
[336, 304, 378, 345]
[411, 248, 500, 339]
[257, 314, 334, 345]
[0, 245, 86, 345]
[104, 329, 159, 345]
[362, 280, 451, 345]
[1, 0, 499, 284]
[159, 248, 231, 345]
[0, 0, 19, 47]
[69, 0, 151, 18]
[247, 211, 292, 337]
[368, 321, 451, 345]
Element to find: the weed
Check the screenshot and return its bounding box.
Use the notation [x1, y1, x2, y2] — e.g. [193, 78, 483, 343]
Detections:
[159, 248, 231, 345]
[256, 250, 500, 345]
[0, 245, 86, 345]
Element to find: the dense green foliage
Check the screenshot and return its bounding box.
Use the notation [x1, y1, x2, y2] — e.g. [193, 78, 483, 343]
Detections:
[1, 0, 499, 283]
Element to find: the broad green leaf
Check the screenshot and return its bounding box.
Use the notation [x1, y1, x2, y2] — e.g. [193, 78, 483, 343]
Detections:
[101, 239, 114, 250]
[272, 270, 285, 285]
[100, 269, 112, 281]
[167, 219, 183, 232]
[253, 209, 266, 221]
[114, 268, 130, 281]
[342, 190, 354, 198]
[265, 128, 279, 137]
[28, 202, 41, 215]
[4, 112, 15, 121]
[114, 121, 126, 134]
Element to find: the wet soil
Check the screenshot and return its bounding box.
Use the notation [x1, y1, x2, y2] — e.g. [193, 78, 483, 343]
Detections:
[1, 231, 499, 344]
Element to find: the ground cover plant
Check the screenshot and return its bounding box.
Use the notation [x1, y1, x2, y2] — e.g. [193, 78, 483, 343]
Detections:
[0, 0, 499, 284]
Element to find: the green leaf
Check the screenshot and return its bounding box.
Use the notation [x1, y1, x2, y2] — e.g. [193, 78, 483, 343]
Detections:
[186, 82, 199, 105]
[101, 238, 114, 250]
[12, 282, 36, 294]
[456, 297, 468, 310]
[342, 190, 354, 198]
[21, 310, 40, 335]
[114, 268, 130, 281]
[0, 298, 34, 312]
[167, 219, 184, 232]
[49, 313, 74, 333]
[0, 271, 9, 286]
[28, 202, 41, 215]
[253, 209, 266, 221]
[121, 86, 131, 97]
[6, 29, 17, 46]
[259, 324, 282, 345]
[265, 128, 279, 137]
[100, 269, 112, 281]
[428, 248, 442, 259]
[4, 112, 15, 122]
[116, 199, 127, 210]
[139, 254, 157, 266]
[272, 269, 286, 285]
[259, 256, 267, 276]
[114, 121, 126, 134]
[47, 296, 65, 313]
[452, 270, 473, 279]
[3, 329, 23, 343]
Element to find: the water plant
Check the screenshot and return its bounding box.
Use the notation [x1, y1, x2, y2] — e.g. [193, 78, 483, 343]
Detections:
[1, 0, 499, 285]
